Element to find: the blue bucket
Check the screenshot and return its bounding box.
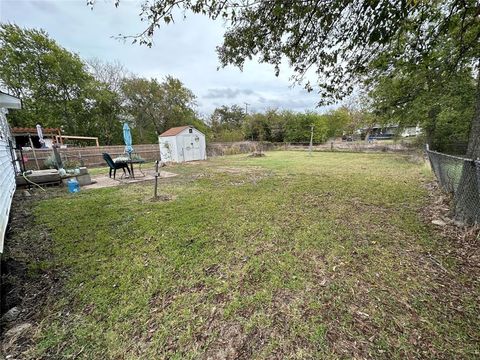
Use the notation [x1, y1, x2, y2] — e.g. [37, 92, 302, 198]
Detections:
[67, 178, 80, 193]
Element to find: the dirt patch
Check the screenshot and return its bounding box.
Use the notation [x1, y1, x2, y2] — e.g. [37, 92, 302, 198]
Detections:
[248, 152, 266, 158]
[149, 194, 176, 202]
[203, 323, 249, 360]
[215, 166, 263, 174]
[422, 182, 479, 263]
[1, 190, 63, 358]
[214, 166, 270, 186]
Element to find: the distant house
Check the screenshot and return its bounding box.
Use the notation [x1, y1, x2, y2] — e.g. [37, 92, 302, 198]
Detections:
[0, 91, 21, 253]
[158, 125, 207, 163]
[358, 124, 422, 140]
[400, 125, 422, 138]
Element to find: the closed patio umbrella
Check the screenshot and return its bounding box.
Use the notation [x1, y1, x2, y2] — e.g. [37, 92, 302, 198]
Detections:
[36, 124, 45, 148]
[123, 123, 133, 156]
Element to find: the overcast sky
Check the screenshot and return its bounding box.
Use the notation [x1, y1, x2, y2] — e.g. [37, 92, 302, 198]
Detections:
[0, 0, 335, 117]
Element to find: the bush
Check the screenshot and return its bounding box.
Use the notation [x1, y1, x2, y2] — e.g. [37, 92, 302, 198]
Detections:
[43, 155, 57, 169]
[44, 154, 80, 170]
[224, 145, 241, 155]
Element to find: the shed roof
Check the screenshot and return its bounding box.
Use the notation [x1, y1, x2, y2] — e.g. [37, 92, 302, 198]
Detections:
[159, 125, 192, 137]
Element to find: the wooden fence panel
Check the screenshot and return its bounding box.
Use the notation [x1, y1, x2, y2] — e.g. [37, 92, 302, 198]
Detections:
[15, 140, 415, 170]
[17, 144, 160, 170]
[16, 141, 278, 170]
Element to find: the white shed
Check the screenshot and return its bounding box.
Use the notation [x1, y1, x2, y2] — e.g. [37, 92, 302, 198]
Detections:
[159, 125, 207, 163]
[0, 91, 21, 253]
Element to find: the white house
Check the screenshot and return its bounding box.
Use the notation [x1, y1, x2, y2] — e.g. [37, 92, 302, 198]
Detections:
[0, 91, 21, 253]
[159, 125, 207, 163]
[401, 125, 422, 138]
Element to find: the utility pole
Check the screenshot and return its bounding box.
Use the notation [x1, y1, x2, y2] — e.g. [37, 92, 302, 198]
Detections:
[309, 125, 314, 156]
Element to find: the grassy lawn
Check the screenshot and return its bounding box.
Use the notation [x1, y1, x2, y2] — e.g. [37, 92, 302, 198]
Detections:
[27, 151, 478, 358]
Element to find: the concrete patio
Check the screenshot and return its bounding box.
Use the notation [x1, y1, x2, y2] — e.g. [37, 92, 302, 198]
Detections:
[83, 169, 177, 190]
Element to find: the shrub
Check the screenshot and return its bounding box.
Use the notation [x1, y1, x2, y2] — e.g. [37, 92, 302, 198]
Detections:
[44, 154, 80, 170]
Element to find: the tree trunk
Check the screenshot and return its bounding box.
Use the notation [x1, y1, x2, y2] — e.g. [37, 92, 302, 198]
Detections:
[364, 129, 371, 144]
[453, 64, 480, 223]
[425, 109, 437, 149]
[466, 65, 480, 159]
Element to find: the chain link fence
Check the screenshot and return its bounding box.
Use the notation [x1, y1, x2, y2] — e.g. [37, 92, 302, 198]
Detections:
[426, 148, 480, 224]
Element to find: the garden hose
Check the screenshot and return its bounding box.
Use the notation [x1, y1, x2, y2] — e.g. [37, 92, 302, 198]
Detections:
[22, 171, 46, 192]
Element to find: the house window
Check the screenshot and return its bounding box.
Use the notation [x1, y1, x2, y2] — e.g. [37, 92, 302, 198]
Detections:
[189, 128, 193, 133]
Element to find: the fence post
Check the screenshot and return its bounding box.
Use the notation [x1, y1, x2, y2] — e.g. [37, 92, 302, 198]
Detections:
[28, 135, 40, 170]
[154, 160, 159, 198]
[475, 160, 480, 197]
[52, 145, 63, 169]
[78, 151, 84, 166]
[309, 125, 314, 156]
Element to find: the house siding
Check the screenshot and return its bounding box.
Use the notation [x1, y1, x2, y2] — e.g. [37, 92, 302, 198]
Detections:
[0, 109, 16, 253]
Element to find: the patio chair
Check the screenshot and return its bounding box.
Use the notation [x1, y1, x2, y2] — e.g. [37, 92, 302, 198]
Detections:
[102, 153, 131, 179]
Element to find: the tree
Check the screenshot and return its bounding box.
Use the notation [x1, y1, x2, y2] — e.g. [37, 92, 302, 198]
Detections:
[268, 110, 288, 143]
[121, 76, 198, 143]
[210, 105, 245, 130]
[0, 24, 93, 130]
[86, 82, 124, 145]
[209, 105, 245, 141]
[110, 0, 479, 156]
[87, 58, 129, 94]
[284, 112, 331, 144]
[369, 65, 476, 153]
[0, 24, 126, 145]
[243, 112, 271, 142]
[86, 59, 130, 145]
[325, 108, 352, 139]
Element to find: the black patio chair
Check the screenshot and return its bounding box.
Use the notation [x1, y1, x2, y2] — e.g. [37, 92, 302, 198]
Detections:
[102, 153, 131, 179]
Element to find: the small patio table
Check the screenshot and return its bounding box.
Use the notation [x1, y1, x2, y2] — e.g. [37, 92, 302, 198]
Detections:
[113, 157, 146, 179]
[125, 159, 146, 179]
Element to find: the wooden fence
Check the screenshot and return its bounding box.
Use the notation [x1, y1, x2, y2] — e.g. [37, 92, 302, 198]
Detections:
[17, 144, 160, 170]
[16, 140, 416, 170]
[16, 141, 272, 170]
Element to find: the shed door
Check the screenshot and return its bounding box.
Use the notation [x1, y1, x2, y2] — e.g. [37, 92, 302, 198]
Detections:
[192, 134, 201, 159]
[182, 134, 201, 161]
[182, 135, 194, 161]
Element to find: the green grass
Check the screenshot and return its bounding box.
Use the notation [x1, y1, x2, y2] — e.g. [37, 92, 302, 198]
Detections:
[85, 165, 111, 176]
[30, 151, 479, 359]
